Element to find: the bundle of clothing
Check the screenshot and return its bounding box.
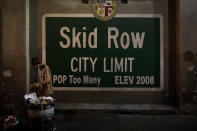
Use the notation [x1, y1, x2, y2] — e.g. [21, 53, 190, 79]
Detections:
[24, 93, 54, 110]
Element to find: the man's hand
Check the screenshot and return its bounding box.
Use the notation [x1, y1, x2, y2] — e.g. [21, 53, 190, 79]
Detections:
[32, 83, 40, 88]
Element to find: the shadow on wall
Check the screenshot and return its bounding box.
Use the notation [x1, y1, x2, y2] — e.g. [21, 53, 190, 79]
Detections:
[0, 8, 2, 114]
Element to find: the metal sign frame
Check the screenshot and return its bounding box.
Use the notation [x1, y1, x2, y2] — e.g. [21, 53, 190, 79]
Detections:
[42, 14, 164, 91]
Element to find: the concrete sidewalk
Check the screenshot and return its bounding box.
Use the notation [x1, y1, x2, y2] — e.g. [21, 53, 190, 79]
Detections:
[54, 111, 197, 131]
[1, 111, 197, 131]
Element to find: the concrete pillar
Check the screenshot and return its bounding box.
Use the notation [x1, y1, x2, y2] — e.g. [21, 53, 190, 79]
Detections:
[0, 0, 26, 114]
[179, 0, 197, 113]
[0, 8, 2, 113]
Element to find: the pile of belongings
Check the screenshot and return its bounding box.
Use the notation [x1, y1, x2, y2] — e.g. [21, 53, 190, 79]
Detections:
[24, 93, 54, 110]
[4, 115, 19, 128]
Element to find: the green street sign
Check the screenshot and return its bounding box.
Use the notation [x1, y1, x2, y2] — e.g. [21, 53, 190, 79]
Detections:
[42, 14, 164, 91]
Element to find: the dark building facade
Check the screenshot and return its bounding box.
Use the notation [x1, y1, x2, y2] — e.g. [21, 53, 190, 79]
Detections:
[0, 0, 197, 114]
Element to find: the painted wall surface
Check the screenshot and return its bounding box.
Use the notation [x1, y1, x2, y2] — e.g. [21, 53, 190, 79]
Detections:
[0, 0, 197, 113]
[180, 0, 197, 112]
[33, 0, 169, 104]
[0, 0, 26, 114]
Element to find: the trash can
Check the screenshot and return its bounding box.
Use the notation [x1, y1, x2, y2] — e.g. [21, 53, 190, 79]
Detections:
[27, 104, 55, 131]
[24, 93, 55, 131]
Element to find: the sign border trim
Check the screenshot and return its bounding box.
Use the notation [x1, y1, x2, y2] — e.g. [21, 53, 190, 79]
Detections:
[42, 13, 164, 92]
